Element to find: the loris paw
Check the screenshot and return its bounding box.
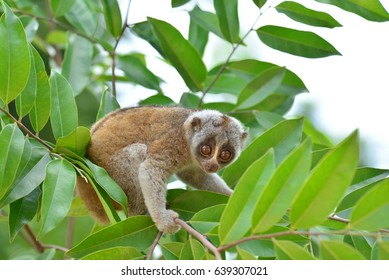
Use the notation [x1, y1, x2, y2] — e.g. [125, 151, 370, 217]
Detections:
[154, 210, 180, 234]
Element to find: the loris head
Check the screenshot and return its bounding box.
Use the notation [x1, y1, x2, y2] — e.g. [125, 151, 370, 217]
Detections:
[184, 110, 248, 173]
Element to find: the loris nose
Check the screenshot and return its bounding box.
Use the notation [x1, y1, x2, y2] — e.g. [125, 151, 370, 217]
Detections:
[205, 162, 219, 173]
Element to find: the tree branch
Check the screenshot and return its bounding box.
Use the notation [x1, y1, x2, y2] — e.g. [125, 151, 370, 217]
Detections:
[175, 218, 222, 260]
[0, 107, 53, 151]
[24, 225, 45, 253]
[146, 231, 163, 260]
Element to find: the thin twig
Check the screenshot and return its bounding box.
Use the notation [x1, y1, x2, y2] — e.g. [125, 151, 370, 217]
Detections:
[0, 107, 53, 151]
[175, 218, 222, 260]
[111, 0, 132, 97]
[24, 225, 44, 253]
[146, 231, 163, 260]
[43, 244, 69, 253]
[197, 14, 263, 107]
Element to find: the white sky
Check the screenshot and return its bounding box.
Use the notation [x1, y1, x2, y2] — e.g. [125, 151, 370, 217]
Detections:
[118, 0, 389, 169]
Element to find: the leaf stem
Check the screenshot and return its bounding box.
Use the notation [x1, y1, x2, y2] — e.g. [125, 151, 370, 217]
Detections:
[175, 218, 222, 260]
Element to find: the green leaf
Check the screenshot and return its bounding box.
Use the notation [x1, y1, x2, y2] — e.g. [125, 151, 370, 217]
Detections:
[236, 67, 286, 110]
[219, 151, 275, 244]
[131, 21, 165, 57]
[0, 152, 51, 208]
[50, 71, 78, 139]
[65, 0, 97, 36]
[16, 45, 36, 118]
[62, 34, 93, 95]
[116, 54, 162, 91]
[378, 242, 389, 260]
[86, 159, 128, 214]
[161, 242, 184, 260]
[66, 216, 158, 259]
[204, 72, 246, 95]
[148, 17, 207, 92]
[190, 204, 225, 234]
[101, 0, 122, 38]
[320, 240, 366, 260]
[179, 238, 206, 260]
[344, 235, 372, 259]
[0, 4, 30, 105]
[290, 131, 359, 229]
[303, 118, 333, 147]
[172, 0, 191, 8]
[9, 187, 40, 241]
[315, 0, 389, 22]
[140, 94, 176, 106]
[54, 126, 91, 157]
[252, 0, 268, 9]
[38, 159, 76, 239]
[29, 46, 51, 133]
[169, 190, 229, 220]
[0, 124, 25, 200]
[96, 88, 120, 121]
[274, 240, 315, 260]
[179, 92, 201, 108]
[82, 247, 144, 260]
[257, 25, 341, 58]
[189, 6, 224, 40]
[188, 17, 208, 57]
[235, 247, 257, 260]
[201, 102, 235, 112]
[214, 0, 240, 43]
[336, 167, 389, 214]
[50, 0, 76, 17]
[223, 118, 304, 186]
[252, 138, 312, 233]
[228, 59, 308, 95]
[276, 1, 342, 28]
[350, 178, 389, 231]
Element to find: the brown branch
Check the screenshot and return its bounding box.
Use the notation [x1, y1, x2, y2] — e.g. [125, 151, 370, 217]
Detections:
[175, 218, 222, 260]
[0, 107, 53, 151]
[24, 225, 44, 253]
[146, 231, 163, 260]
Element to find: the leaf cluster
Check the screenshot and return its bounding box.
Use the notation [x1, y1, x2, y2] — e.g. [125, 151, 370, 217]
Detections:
[0, 0, 389, 260]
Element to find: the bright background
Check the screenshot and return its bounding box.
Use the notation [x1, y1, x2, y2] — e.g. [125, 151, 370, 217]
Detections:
[117, 0, 389, 168]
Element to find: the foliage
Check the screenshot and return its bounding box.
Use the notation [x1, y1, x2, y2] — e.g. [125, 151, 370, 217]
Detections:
[0, 0, 389, 260]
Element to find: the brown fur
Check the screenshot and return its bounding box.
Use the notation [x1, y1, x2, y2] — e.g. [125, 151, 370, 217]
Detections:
[77, 106, 246, 233]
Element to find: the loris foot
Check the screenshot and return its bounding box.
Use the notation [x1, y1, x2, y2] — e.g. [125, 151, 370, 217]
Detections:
[153, 209, 180, 234]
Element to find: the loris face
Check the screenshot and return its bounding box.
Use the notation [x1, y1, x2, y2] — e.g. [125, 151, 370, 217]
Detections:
[185, 110, 247, 173]
[196, 136, 236, 173]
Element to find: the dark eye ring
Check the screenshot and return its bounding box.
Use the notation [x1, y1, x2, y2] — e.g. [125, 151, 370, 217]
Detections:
[200, 145, 212, 156]
[219, 149, 232, 162]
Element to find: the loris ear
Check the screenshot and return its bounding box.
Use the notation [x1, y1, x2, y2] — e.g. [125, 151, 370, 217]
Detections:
[191, 117, 202, 132]
[241, 131, 248, 141]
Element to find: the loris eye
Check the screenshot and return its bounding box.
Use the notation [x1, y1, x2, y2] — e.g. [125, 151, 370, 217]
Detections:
[200, 145, 212, 156]
[219, 149, 232, 163]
